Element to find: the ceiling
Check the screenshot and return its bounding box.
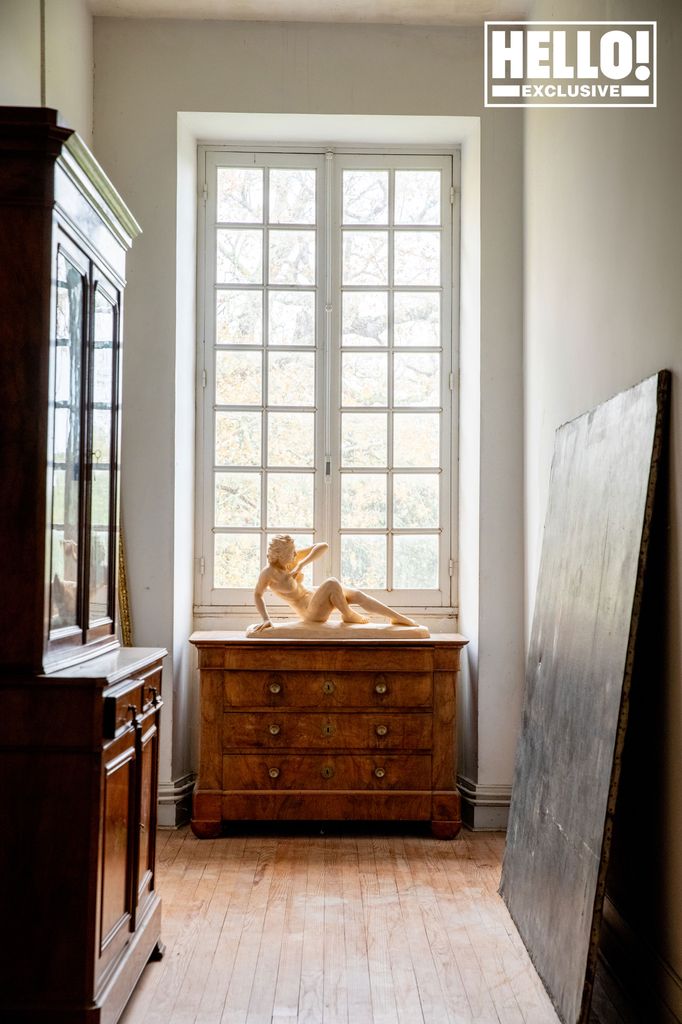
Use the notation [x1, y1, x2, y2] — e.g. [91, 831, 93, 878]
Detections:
[88, 0, 525, 26]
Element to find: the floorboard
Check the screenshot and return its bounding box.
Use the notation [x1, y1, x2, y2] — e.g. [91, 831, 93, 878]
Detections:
[120, 826, 565, 1024]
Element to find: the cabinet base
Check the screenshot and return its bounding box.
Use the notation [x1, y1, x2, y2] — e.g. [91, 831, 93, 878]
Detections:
[192, 788, 461, 839]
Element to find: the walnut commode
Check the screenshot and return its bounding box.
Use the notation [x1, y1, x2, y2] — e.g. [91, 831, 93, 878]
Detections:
[190, 632, 468, 839]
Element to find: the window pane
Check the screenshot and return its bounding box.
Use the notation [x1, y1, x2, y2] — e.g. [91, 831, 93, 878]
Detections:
[341, 413, 387, 467]
[216, 290, 262, 345]
[269, 230, 315, 285]
[269, 290, 315, 346]
[267, 532, 314, 587]
[341, 474, 387, 528]
[267, 472, 314, 528]
[393, 535, 439, 589]
[393, 413, 440, 467]
[268, 352, 315, 406]
[341, 534, 386, 589]
[217, 167, 263, 223]
[269, 168, 316, 224]
[342, 231, 388, 286]
[394, 171, 441, 225]
[216, 350, 262, 405]
[342, 170, 388, 225]
[214, 533, 261, 588]
[215, 411, 261, 466]
[394, 292, 440, 347]
[393, 474, 439, 528]
[342, 352, 387, 407]
[342, 291, 388, 347]
[394, 231, 440, 286]
[394, 352, 440, 407]
[217, 229, 263, 284]
[268, 412, 315, 467]
[215, 472, 260, 527]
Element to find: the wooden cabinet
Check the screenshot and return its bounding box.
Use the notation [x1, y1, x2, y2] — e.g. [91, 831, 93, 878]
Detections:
[190, 632, 468, 839]
[0, 108, 166, 1023]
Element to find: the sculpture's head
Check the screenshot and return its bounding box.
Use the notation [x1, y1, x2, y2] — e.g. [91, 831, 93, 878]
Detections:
[267, 534, 296, 568]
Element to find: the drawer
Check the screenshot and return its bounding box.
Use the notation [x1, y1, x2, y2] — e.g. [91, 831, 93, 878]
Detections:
[222, 670, 432, 708]
[222, 712, 432, 751]
[103, 666, 162, 739]
[206, 646, 433, 673]
[223, 753, 431, 791]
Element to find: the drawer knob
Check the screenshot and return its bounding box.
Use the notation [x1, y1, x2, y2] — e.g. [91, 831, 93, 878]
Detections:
[269, 679, 282, 694]
[321, 765, 335, 780]
[374, 767, 386, 779]
[375, 724, 388, 737]
[322, 722, 335, 737]
[322, 678, 335, 695]
[374, 679, 388, 695]
[150, 686, 159, 706]
[268, 767, 280, 779]
[127, 704, 138, 722]
[269, 723, 281, 736]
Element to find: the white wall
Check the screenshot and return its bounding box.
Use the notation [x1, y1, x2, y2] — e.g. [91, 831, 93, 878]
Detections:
[0, 0, 93, 145]
[93, 16, 525, 827]
[524, 0, 682, 1008]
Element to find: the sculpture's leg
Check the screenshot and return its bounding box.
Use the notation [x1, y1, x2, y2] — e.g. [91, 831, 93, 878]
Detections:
[344, 589, 418, 627]
[308, 580, 368, 624]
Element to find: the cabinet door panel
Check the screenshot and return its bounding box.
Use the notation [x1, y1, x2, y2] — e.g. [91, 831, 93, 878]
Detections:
[97, 732, 136, 985]
[135, 710, 159, 923]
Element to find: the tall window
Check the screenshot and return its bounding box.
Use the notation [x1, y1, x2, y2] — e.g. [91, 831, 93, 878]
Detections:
[197, 148, 458, 613]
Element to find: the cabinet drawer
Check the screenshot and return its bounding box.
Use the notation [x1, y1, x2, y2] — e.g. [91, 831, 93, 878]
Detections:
[224, 753, 431, 791]
[103, 667, 162, 739]
[223, 712, 432, 751]
[206, 645, 432, 673]
[222, 670, 432, 708]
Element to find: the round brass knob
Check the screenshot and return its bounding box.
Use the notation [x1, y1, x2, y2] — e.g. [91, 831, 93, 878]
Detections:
[374, 767, 386, 779]
[323, 678, 335, 695]
[374, 681, 388, 695]
[268, 767, 280, 779]
[375, 724, 388, 737]
[321, 765, 335, 780]
[269, 723, 281, 735]
[269, 681, 282, 694]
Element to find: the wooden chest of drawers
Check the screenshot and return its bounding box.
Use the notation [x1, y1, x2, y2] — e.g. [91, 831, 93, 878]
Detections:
[189, 632, 468, 839]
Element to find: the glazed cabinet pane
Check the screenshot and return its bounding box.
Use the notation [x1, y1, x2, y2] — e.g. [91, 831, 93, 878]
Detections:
[88, 286, 117, 626]
[50, 249, 85, 633]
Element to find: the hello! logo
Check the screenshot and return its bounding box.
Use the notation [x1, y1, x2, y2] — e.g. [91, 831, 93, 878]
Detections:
[484, 21, 657, 107]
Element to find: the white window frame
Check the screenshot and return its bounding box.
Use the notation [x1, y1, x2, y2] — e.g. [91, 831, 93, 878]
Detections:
[195, 144, 460, 618]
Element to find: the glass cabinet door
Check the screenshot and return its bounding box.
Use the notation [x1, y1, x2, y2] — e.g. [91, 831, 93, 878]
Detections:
[49, 246, 86, 635]
[87, 280, 119, 633]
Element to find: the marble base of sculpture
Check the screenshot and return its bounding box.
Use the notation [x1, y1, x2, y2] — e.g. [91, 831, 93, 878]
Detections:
[245, 618, 430, 639]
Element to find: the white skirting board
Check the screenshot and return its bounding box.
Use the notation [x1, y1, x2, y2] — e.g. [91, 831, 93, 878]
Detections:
[458, 775, 512, 830]
[158, 773, 195, 828]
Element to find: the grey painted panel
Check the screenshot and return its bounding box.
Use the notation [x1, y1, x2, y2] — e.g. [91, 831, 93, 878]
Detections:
[500, 371, 669, 1024]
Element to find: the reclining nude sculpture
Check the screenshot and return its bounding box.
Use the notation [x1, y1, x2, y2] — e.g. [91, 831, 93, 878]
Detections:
[247, 535, 429, 638]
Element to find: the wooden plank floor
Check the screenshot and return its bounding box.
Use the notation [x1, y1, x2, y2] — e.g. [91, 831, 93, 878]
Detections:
[120, 826, 561, 1024]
